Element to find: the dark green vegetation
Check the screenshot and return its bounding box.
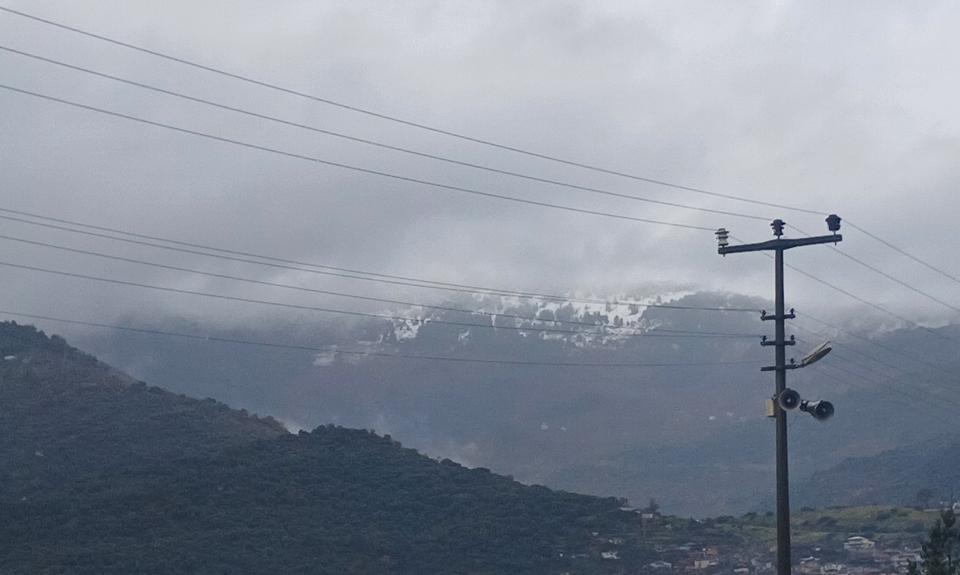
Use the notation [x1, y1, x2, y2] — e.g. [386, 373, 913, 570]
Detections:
[1, 319, 951, 573]
[798, 438, 960, 509]
[909, 509, 958, 575]
[648, 506, 939, 557]
[0, 322, 646, 574]
[742, 506, 938, 550]
[70, 292, 960, 516]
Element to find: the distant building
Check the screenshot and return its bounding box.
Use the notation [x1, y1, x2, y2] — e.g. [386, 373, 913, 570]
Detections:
[844, 536, 876, 556]
[694, 559, 719, 570]
[799, 556, 821, 574]
[891, 552, 921, 569]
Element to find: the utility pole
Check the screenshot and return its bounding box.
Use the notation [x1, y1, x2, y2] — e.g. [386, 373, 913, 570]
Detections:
[715, 215, 842, 575]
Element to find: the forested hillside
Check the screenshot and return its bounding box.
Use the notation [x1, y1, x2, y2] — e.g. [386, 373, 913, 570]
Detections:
[796, 437, 960, 509]
[0, 322, 644, 574]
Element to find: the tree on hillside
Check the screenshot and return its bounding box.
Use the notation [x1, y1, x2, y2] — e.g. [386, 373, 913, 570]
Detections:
[909, 509, 958, 575]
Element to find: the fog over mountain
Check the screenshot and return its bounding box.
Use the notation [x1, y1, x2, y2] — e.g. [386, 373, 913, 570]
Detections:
[2, 0, 960, 521]
[3, 1, 960, 325]
[46, 290, 958, 517]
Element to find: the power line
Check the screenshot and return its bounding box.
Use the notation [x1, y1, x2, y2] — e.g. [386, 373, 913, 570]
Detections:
[801, 356, 960, 418]
[787, 262, 958, 345]
[729, 235, 958, 345]
[794, 334, 960, 411]
[790, 322, 913, 379]
[846, 220, 960, 288]
[806, 231, 960, 315]
[6, 47, 956, 325]
[794, 327, 960, 416]
[799, 311, 956, 377]
[0, 259, 761, 340]
[0, 209, 762, 313]
[783, 256, 955, 343]
[819, 350, 896, 385]
[0, 233, 762, 339]
[0, 44, 772, 224]
[822, 352, 889, 384]
[14, 204, 954, 355]
[3, 35, 953, 345]
[6, 81, 953, 342]
[789, 223, 960, 315]
[821, 359, 951, 407]
[0, 309, 763, 369]
[0, 5, 821, 217]
[4, 5, 958, 290]
[0, 83, 716, 233]
[4, 5, 956, 415]
[794, 328, 941, 396]
[4, 84, 952, 353]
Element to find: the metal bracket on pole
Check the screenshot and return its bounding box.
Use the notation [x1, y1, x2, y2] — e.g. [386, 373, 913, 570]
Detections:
[761, 309, 795, 321]
[761, 335, 795, 347]
[761, 364, 800, 372]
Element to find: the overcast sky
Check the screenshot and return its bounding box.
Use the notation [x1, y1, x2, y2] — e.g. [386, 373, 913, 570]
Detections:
[2, 0, 960, 332]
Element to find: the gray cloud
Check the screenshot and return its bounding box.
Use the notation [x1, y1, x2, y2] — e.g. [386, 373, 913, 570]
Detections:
[2, 0, 960, 330]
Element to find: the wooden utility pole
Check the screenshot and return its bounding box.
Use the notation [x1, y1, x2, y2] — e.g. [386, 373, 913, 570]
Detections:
[715, 215, 842, 575]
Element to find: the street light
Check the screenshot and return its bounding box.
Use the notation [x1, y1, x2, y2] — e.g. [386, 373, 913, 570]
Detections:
[799, 341, 832, 368]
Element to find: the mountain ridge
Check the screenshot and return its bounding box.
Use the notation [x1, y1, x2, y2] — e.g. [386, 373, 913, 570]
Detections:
[0, 320, 649, 574]
[27, 290, 960, 516]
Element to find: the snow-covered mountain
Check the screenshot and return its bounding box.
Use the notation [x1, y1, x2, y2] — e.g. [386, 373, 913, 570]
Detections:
[58, 290, 960, 516]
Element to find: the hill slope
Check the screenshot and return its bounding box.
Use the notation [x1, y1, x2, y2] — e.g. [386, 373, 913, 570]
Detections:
[0, 322, 642, 574]
[66, 292, 960, 516]
[796, 436, 960, 508]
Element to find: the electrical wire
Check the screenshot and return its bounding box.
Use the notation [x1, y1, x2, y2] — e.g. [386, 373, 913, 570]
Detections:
[0, 233, 762, 339]
[4, 5, 958, 293]
[0, 45, 772, 224]
[0, 210, 761, 313]
[0, 309, 763, 369]
[801, 358, 959, 418]
[846, 220, 960, 287]
[790, 323, 909, 380]
[0, 83, 716, 233]
[3, 63, 954, 337]
[793, 333, 960, 411]
[783, 330, 959, 421]
[0, 5, 824, 218]
[6, 4, 960, 424]
[788, 223, 960, 316]
[781, 256, 954, 343]
[799, 311, 957, 377]
[5, 85, 953, 356]
[725, 234, 958, 348]
[826, 245, 960, 313]
[0, 259, 763, 340]
[793, 321, 960, 407]
[3, 13, 956, 353]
